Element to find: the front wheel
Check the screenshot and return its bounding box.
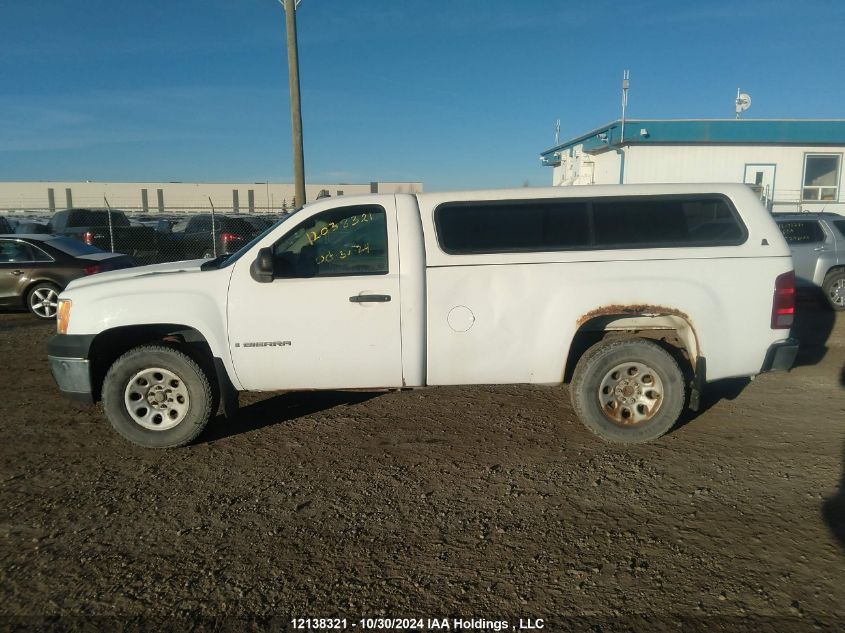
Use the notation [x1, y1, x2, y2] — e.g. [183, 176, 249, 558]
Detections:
[822, 271, 845, 311]
[570, 337, 686, 444]
[102, 345, 216, 448]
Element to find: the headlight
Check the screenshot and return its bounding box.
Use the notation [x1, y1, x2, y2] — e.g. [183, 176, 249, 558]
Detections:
[57, 299, 72, 334]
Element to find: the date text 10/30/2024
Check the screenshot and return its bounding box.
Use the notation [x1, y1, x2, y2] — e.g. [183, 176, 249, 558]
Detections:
[290, 618, 545, 631]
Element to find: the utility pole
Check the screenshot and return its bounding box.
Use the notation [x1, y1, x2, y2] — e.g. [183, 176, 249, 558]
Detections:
[280, 0, 306, 207]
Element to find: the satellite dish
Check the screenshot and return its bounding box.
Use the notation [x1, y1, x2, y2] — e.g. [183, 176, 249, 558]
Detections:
[735, 89, 751, 118]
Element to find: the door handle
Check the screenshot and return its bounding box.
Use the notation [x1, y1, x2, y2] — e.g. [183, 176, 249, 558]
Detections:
[349, 294, 391, 303]
[813, 246, 829, 252]
[11, 270, 24, 276]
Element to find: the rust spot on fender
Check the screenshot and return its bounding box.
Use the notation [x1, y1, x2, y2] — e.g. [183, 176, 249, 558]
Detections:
[576, 304, 700, 357]
[576, 304, 692, 328]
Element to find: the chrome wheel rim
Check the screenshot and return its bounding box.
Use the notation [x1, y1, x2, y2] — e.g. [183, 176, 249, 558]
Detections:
[598, 361, 664, 426]
[829, 279, 845, 307]
[30, 287, 58, 318]
[124, 368, 190, 431]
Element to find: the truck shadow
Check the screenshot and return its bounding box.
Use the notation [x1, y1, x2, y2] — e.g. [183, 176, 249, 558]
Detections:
[673, 300, 837, 433]
[822, 436, 845, 552]
[672, 377, 750, 432]
[791, 293, 835, 367]
[199, 391, 380, 444]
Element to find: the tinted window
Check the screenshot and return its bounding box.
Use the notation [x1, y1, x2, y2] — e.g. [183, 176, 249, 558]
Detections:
[44, 237, 105, 257]
[187, 216, 214, 233]
[0, 240, 33, 262]
[436, 200, 590, 254]
[28, 244, 53, 262]
[435, 196, 744, 254]
[0, 217, 11, 233]
[222, 218, 256, 235]
[15, 222, 50, 234]
[67, 210, 129, 227]
[776, 220, 825, 245]
[832, 220, 845, 239]
[593, 198, 743, 247]
[272, 206, 388, 278]
[171, 218, 189, 233]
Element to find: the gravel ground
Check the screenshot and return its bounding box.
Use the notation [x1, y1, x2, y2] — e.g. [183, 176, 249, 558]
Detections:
[1, 301, 844, 632]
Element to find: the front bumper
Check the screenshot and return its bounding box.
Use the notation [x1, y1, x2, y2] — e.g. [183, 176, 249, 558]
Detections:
[760, 338, 799, 373]
[48, 334, 95, 404]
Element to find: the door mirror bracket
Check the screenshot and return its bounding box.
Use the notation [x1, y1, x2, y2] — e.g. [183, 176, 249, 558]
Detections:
[250, 247, 274, 283]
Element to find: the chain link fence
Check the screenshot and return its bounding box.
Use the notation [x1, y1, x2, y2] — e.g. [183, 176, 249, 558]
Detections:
[0, 204, 292, 265]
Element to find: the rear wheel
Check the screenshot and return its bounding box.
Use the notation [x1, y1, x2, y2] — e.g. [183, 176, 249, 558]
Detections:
[102, 345, 216, 448]
[570, 337, 686, 444]
[27, 282, 60, 320]
[822, 271, 845, 311]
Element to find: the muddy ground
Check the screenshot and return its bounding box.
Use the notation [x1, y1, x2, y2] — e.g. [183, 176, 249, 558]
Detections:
[1, 300, 844, 632]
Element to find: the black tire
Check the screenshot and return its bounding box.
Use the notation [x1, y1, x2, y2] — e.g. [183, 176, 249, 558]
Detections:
[26, 282, 61, 320]
[570, 337, 686, 444]
[822, 271, 845, 311]
[102, 345, 216, 448]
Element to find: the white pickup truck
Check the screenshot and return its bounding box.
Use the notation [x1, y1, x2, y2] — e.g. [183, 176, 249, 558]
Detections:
[48, 184, 798, 448]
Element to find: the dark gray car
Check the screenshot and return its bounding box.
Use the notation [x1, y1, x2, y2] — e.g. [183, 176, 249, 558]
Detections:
[0, 235, 134, 319]
[774, 212, 845, 310]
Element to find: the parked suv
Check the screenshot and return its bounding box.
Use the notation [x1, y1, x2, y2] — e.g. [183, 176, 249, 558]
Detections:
[48, 208, 160, 264]
[774, 212, 845, 310]
[166, 215, 261, 261]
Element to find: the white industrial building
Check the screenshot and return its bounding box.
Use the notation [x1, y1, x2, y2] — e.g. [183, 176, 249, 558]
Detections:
[0, 180, 423, 215]
[541, 119, 845, 214]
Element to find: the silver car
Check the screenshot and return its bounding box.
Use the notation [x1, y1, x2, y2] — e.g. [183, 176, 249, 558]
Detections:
[774, 212, 845, 310]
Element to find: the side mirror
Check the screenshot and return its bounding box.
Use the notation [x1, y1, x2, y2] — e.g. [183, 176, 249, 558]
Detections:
[250, 247, 274, 283]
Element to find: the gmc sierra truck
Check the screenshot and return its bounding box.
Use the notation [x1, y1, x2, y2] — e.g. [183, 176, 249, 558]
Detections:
[47, 184, 798, 448]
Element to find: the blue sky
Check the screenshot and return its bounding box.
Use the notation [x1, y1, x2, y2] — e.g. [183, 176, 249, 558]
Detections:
[1, 0, 843, 190]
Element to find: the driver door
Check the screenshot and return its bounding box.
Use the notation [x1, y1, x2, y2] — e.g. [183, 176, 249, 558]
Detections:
[227, 198, 403, 391]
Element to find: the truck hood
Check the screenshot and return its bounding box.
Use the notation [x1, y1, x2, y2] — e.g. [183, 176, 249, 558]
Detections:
[65, 258, 209, 291]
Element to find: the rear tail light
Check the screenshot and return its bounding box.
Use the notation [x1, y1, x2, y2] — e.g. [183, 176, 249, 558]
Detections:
[83, 264, 101, 275]
[771, 270, 795, 329]
[83, 231, 94, 245]
[220, 232, 239, 243]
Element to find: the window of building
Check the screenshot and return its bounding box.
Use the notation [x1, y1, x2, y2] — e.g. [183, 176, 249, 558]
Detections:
[776, 220, 825, 244]
[434, 196, 745, 254]
[272, 205, 388, 278]
[802, 154, 841, 201]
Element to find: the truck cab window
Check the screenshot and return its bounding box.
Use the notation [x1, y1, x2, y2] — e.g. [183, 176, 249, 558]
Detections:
[271, 206, 388, 278]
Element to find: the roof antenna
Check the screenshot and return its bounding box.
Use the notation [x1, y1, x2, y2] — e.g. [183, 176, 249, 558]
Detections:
[554, 119, 560, 145]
